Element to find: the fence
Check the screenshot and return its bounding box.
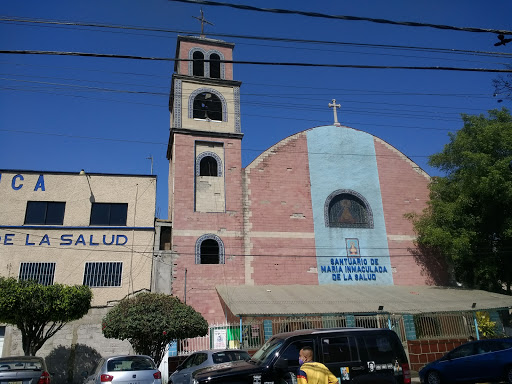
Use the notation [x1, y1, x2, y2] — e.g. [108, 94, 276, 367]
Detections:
[173, 311, 479, 357]
[413, 311, 476, 340]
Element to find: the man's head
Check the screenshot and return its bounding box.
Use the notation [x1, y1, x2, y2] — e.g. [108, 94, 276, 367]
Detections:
[299, 346, 313, 364]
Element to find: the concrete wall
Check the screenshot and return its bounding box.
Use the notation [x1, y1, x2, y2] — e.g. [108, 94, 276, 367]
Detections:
[0, 170, 157, 306]
[2, 308, 133, 384]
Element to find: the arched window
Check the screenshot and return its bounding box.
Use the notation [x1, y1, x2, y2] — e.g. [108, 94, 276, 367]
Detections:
[200, 156, 218, 176]
[195, 234, 225, 264]
[324, 190, 373, 228]
[201, 239, 219, 264]
[209, 53, 221, 79]
[196, 151, 223, 177]
[193, 51, 205, 77]
[193, 92, 222, 121]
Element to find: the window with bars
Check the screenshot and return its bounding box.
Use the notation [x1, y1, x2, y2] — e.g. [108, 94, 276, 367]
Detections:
[19, 262, 56, 285]
[83, 262, 123, 287]
[24, 201, 65, 225]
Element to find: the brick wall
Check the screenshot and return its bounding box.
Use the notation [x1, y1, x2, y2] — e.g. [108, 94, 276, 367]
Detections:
[374, 137, 450, 285]
[407, 338, 467, 371]
[170, 133, 245, 324]
[244, 132, 318, 285]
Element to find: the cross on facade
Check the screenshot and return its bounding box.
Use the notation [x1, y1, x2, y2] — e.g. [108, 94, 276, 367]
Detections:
[192, 9, 214, 37]
[328, 99, 341, 127]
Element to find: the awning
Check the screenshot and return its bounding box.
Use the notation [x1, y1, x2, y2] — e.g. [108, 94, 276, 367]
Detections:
[216, 284, 512, 316]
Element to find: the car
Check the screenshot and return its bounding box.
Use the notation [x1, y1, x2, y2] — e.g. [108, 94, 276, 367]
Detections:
[191, 328, 411, 384]
[419, 338, 512, 384]
[83, 355, 161, 384]
[169, 349, 250, 384]
[0, 356, 51, 384]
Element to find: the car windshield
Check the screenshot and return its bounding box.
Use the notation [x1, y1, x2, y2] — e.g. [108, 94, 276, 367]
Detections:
[0, 360, 42, 371]
[107, 356, 155, 372]
[251, 338, 284, 365]
[212, 351, 250, 364]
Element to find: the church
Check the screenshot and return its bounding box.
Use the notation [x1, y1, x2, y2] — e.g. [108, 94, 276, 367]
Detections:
[152, 32, 512, 370]
[158, 32, 442, 319]
[1, 29, 511, 375]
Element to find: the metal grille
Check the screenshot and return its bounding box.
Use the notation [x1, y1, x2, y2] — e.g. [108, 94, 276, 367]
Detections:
[414, 312, 475, 339]
[272, 316, 347, 335]
[83, 262, 122, 287]
[19, 262, 55, 285]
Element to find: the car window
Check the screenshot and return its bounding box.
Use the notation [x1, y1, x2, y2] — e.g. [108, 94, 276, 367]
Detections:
[212, 351, 250, 363]
[275, 339, 314, 367]
[107, 356, 154, 372]
[478, 340, 511, 353]
[0, 360, 43, 370]
[232, 351, 250, 361]
[182, 354, 197, 369]
[321, 336, 358, 363]
[361, 334, 402, 362]
[476, 341, 494, 354]
[194, 353, 208, 366]
[251, 338, 284, 365]
[448, 344, 475, 359]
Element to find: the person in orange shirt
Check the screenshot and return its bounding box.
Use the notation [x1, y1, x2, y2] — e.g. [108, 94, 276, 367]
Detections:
[296, 346, 339, 384]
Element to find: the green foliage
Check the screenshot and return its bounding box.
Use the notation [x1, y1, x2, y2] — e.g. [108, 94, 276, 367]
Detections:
[102, 293, 208, 365]
[0, 277, 92, 355]
[409, 109, 512, 293]
[476, 311, 498, 338]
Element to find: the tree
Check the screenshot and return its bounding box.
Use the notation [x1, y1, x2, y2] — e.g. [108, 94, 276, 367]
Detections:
[102, 292, 208, 365]
[408, 109, 512, 293]
[0, 277, 92, 355]
[493, 65, 512, 103]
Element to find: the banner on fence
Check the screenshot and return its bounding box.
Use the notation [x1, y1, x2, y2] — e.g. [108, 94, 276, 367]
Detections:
[213, 329, 227, 349]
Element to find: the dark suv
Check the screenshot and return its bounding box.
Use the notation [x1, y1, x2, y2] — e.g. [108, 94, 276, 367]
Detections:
[191, 327, 411, 384]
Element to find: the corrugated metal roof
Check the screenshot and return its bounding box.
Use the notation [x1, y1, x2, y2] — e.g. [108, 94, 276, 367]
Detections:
[216, 285, 512, 315]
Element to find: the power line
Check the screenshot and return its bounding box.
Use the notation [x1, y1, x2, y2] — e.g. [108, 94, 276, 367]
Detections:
[168, 0, 512, 36]
[2, 16, 511, 59]
[1, 50, 511, 73]
[0, 127, 445, 158]
[0, 76, 482, 118]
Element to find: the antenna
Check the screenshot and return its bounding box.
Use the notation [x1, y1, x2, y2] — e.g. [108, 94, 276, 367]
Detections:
[146, 155, 153, 175]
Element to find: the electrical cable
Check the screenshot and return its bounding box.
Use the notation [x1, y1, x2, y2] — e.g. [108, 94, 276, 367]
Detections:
[2, 16, 511, 58]
[168, 0, 512, 36]
[1, 50, 511, 73]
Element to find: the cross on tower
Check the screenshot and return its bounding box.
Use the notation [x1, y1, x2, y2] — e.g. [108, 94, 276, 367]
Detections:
[328, 99, 341, 127]
[192, 9, 214, 37]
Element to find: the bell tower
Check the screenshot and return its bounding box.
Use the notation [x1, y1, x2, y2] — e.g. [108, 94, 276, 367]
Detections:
[167, 35, 243, 217]
[166, 34, 245, 322]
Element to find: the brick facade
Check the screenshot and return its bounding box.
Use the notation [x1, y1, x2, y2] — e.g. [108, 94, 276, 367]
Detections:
[166, 35, 444, 325]
[407, 338, 468, 371]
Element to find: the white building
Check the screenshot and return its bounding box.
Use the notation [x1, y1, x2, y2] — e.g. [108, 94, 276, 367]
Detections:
[0, 170, 157, 375]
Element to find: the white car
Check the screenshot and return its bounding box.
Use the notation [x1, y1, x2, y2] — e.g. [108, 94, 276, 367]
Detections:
[84, 355, 161, 384]
[170, 350, 250, 384]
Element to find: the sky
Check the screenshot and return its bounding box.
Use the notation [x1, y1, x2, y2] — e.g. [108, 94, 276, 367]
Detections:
[1, 0, 511, 219]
